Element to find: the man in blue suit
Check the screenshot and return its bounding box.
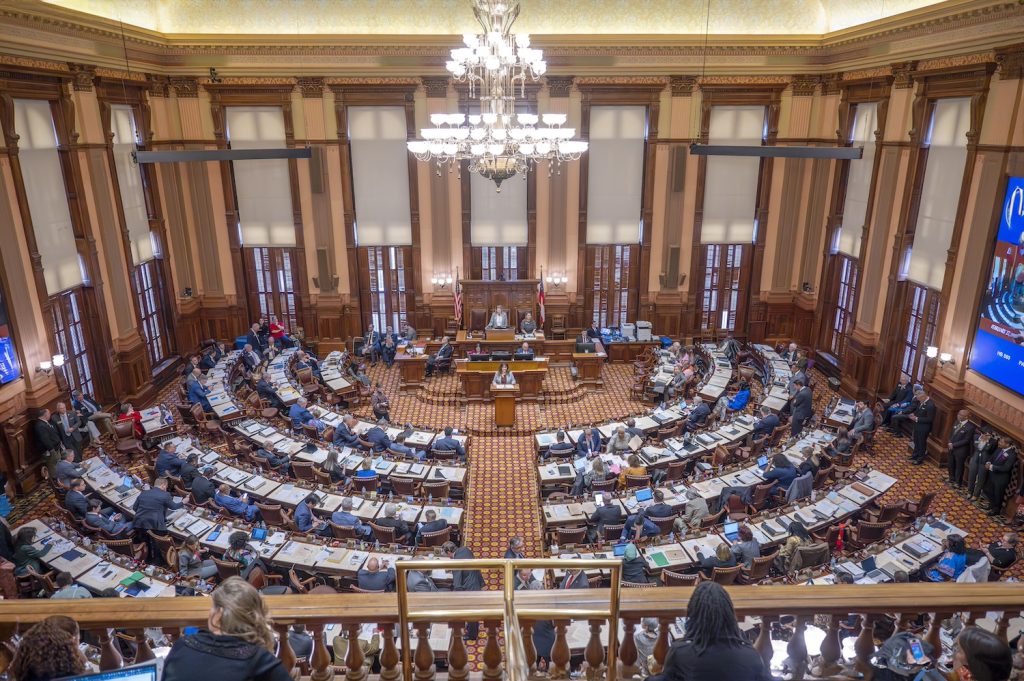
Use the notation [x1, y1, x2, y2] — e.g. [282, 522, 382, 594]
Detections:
[155, 441, 185, 477]
[85, 498, 131, 536]
[545, 430, 575, 460]
[294, 494, 331, 537]
[332, 414, 359, 448]
[132, 477, 182, 532]
[683, 397, 711, 433]
[289, 397, 315, 431]
[365, 418, 392, 452]
[390, 432, 423, 461]
[331, 497, 373, 539]
[187, 374, 214, 413]
[214, 483, 261, 522]
[751, 406, 780, 440]
[63, 478, 91, 519]
[576, 427, 601, 456]
[433, 426, 466, 461]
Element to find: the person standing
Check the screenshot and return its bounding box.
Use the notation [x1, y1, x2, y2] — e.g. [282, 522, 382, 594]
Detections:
[984, 437, 1018, 518]
[946, 410, 976, 488]
[50, 404, 84, 459]
[445, 542, 484, 640]
[967, 429, 998, 503]
[790, 379, 813, 436]
[908, 389, 936, 466]
[371, 383, 391, 422]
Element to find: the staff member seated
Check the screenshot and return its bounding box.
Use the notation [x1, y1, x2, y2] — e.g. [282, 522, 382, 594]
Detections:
[425, 337, 453, 377]
[214, 484, 261, 522]
[521, 312, 537, 335]
[434, 427, 466, 460]
[515, 341, 535, 360]
[763, 453, 798, 493]
[492, 362, 516, 387]
[486, 305, 510, 329]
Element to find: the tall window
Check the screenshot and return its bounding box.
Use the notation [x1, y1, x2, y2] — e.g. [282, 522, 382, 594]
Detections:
[590, 245, 635, 329]
[825, 256, 859, 360]
[900, 284, 940, 383]
[700, 244, 745, 332]
[475, 246, 525, 281]
[132, 261, 171, 368]
[365, 246, 411, 333]
[249, 247, 300, 332]
[50, 289, 93, 396]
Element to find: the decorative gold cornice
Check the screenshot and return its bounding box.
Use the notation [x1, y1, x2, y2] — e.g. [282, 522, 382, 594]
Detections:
[821, 72, 842, 94]
[916, 52, 995, 72]
[146, 73, 168, 96]
[93, 66, 147, 82]
[790, 75, 820, 96]
[169, 76, 198, 98]
[421, 76, 449, 98]
[323, 77, 421, 86]
[297, 77, 324, 97]
[699, 75, 790, 85]
[842, 66, 891, 81]
[890, 61, 917, 88]
[68, 62, 95, 90]
[669, 75, 697, 96]
[575, 76, 669, 86]
[0, 54, 70, 73]
[544, 76, 574, 97]
[200, 76, 295, 86]
[995, 42, 1024, 80]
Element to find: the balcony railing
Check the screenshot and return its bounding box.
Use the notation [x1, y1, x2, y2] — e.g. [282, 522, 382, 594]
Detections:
[1, 565, 1021, 681]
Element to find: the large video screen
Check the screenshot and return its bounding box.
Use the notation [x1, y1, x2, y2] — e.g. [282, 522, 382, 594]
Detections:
[970, 176, 1024, 395]
[0, 283, 20, 385]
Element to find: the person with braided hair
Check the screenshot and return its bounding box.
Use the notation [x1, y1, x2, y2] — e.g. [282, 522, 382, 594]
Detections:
[10, 615, 87, 681]
[645, 581, 770, 681]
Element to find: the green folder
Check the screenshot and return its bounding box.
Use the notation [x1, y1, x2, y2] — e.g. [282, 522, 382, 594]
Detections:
[118, 571, 146, 587]
[650, 552, 669, 567]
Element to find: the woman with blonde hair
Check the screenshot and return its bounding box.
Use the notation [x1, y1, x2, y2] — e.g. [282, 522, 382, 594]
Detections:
[164, 576, 289, 681]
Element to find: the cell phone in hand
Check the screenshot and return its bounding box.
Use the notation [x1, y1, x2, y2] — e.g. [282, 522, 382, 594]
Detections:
[908, 637, 928, 664]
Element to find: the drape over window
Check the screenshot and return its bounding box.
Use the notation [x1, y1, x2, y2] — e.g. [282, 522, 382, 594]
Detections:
[225, 106, 296, 247]
[701, 105, 766, 244]
[906, 97, 971, 290]
[348, 106, 412, 246]
[837, 102, 878, 257]
[12, 98, 84, 294]
[111, 105, 155, 264]
[471, 172, 528, 245]
[586, 106, 646, 245]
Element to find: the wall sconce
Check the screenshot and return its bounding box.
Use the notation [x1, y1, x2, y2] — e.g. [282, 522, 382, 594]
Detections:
[925, 346, 938, 359]
[545, 272, 568, 288]
[926, 346, 955, 367]
[430, 273, 453, 289]
[938, 352, 954, 367]
[37, 354, 65, 375]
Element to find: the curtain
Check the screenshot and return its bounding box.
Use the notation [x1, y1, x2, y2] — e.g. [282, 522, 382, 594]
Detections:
[586, 105, 646, 245]
[701, 105, 765, 244]
[348, 106, 413, 246]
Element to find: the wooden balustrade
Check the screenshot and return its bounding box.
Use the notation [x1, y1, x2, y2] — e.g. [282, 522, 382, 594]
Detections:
[0, 584, 1021, 681]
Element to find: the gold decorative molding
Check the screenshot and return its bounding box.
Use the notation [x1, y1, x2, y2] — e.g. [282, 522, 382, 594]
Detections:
[0, 54, 69, 72]
[916, 51, 995, 72]
[323, 77, 421, 85]
[995, 42, 1024, 80]
[297, 77, 324, 97]
[67, 61, 95, 90]
[821, 72, 842, 94]
[699, 75, 790, 85]
[93, 66, 147, 82]
[198, 76, 295, 86]
[421, 76, 449, 98]
[669, 75, 697, 96]
[842, 66, 891, 81]
[145, 73, 168, 97]
[890, 61, 917, 88]
[169, 76, 198, 98]
[544, 75, 574, 97]
[575, 76, 669, 86]
[790, 74, 820, 96]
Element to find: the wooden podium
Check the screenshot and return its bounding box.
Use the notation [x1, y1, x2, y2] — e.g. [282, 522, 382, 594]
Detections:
[395, 350, 427, 392]
[492, 384, 519, 427]
[485, 328, 515, 341]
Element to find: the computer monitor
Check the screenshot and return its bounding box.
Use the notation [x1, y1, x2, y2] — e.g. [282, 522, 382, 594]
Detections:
[469, 354, 491, 362]
[634, 488, 653, 503]
[860, 556, 877, 573]
[757, 455, 769, 469]
[723, 521, 739, 540]
[491, 351, 512, 361]
[613, 543, 628, 557]
[576, 342, 596, 354]
[513, 352, 534, 361]
[58, 660, 162, 681]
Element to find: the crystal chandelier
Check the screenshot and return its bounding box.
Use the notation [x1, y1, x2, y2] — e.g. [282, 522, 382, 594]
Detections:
[407, 1, 587, 190]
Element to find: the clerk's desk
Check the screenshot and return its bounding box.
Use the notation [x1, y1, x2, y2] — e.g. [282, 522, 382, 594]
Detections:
[455, 329, 546, 356]
[454, 357, 549, 403]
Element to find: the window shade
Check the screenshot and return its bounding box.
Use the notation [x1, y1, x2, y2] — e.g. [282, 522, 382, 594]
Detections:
[586, 106, 646, 245]
[837, 102, 878, 257]
[907, 97, 971, 290]
[12, 98, 84, 294]
[701, 105, 765, 244]
[471, 172, 528, 245]
[225, 106, 296, 247]
[110, 105, 155, 264]
[348, 106, 412, 246]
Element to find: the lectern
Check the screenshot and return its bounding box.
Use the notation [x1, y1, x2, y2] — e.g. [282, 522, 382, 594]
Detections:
[492, 383, 519, 427]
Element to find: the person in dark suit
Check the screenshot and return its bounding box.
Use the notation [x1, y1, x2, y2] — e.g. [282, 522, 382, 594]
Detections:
[984, 437, 1018, 516]
[288, 397, 315, 432]
[294, 496, 331, 538]
[253, 372, 285, 410]
[241, 343, 263, 371]
[587, 497, 623, 543]
[54, 450, 86, 487]
[245, 323, 267, 357]
[332, 414, 359, 448]
[781, 342, 800, 365]
[376, 503, 413, 544]
[425, 336, 453, 377]
[214, 484, 261, 522]
[365, 418, 391, 452]
[359, 326, 381, 366]
[967, 430, 998, 502]
[288, 625, 313, 665]
[64, 478, 90, 519]
[946, 410, 976, 488]
[751, 406, 780, 440]
[790, 379, 813, 436]
[189, 467, 217, 505]
[357, 557, 396, 591]
[32, 408, 64, 475]
[908, 389, 936, 465]
[155, 441, 185, 477]
[643, 490, 675, 520]
[187, 375, 214, 412]
[51, 402, 85, 461]
[71, 389, 115, 438]
[545, 430, 575, 460]
[585, 321, 601, 341]
[433, 427, 466, 460]
[85, 498, 131, 536]
[199, 350, 218, 372]
[178, 453, 201, 488]
[684, 397, 711, 433]
[416, 509, 448, 544]
[505, 536, 526, 559]
[881, 374, 914, 427]
[576, 427, 601, 457]
[560, 568, 590, 589]
[132, 477, 182, 532]
[446, 542, 485, 639]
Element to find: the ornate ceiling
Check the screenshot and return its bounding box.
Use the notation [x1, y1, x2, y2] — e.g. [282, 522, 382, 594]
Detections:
[40, 0, 953, 36]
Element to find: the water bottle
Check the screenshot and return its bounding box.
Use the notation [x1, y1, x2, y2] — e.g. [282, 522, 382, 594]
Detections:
[940, 511, 947, 523]
[427, 493, 433, 504]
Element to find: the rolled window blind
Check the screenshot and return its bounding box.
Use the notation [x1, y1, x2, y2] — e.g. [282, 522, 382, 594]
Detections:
[225, 106, 296, 247]
[907, 97, 971, 290]
[471, 172, 527, 245]
[586, 106, 646, 245]
[701, 105, 765, 244]
[13, 98, 84, 294]
[837, 102, 878, 257]
[348, 106, 412, 246]
[110, 105, 155, 264]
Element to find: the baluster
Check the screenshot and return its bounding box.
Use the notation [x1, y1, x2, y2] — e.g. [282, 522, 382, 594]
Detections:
[447, 621, 469, 681]
[650, 617, 670, 674]
[550, 620, 571, 680]
[996, 612, 1011, 644]
[812, 615, 842, 678]
[413, 622, 436, 681]
[378, 623, 400, 681]
[275, 623, 297, 675]
[925, 611, 953, 654]
[97, 628, 124, 671]
[345, 623, 367, 681]
[584, 620, 604, 680]
[482, 620, 503, 681]
[132, 630, 154, 663]
[853, 614, 877, 677]
[521, 621, 537, 675]
[755, 615, 777, 667]
[618, 618, 639, 679]
[786, 615, 809, 680]
[310, 624, 334, 681]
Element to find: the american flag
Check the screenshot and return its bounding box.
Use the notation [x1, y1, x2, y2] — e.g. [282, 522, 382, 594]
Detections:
[453, 275, 463, 326]
[537, 279, 545, 326]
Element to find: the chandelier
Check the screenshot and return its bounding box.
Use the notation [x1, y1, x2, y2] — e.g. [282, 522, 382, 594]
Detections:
[407, 1, 587, 190]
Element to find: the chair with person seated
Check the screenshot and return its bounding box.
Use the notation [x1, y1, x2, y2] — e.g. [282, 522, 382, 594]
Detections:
[369, 522, 397, 545]
[428, 448, 460, 462]
[650, 514, 678, 536]
[329, 522, 358, 540]
[662, 570, 700, 587]
[624, 474, 651, 489]
[706, 564, 742, 585]
[113, 419, 146, 458]
[591, 477, 617, 494]
[314, 469, 334, 487]
[245, 392, 279, 421]
[351, 585, 386, 594]
[255, 502, 294, 530]
[989, 549, 1020, 581]
[737, 555, 775, 585]
[302, 423, 320, 441]
[622, 580, 658, 589]
[418, 526, 452, 548]
[557, 525, 588, 547]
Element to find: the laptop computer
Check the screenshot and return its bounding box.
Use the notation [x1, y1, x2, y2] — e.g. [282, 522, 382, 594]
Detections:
[757, 455, 769, 470]
[634, 488, 653, 503]
[723, 521, 740, 541]
[57, 660, 162, 681]
[613, 543, 628, 557]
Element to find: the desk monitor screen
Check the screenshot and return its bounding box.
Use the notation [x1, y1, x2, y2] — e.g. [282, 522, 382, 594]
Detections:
[576, 342, 596, 354]
[513, 352, 534, 361]
[757, 455, 769, 469]
[58, 660, 161, 681]
[491, 351, 512, 361]
[634, 488, 653, 503]
[469, 354, 491, 362]
[723, 521, 739, 540]
[613, 543, 628, 557]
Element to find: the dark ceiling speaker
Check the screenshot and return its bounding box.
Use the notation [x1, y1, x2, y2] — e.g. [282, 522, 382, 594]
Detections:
[689, 144, 863, 160]
[134, 148, 313, 164]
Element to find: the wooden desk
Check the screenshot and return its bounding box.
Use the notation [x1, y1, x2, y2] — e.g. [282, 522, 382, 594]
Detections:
[572, 352, 604, 389]
[454, 330, 548, 357]
[396, 352, 427, 392]
[485, 328, 515, 341]
[493, 384, 519, 427]
[606, 340, 661, 363]
[454, 358, 549, 403]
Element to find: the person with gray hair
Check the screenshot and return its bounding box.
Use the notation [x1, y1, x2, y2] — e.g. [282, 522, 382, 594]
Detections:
[375, 502, 413, 545]
[606, 426, 632, 454]
[684, 396, 711, 433]
[330, 497, 373, 539]
[675, 488, 709, 535]
[634, 618, 660, 677]
[909, 388, 936, 466]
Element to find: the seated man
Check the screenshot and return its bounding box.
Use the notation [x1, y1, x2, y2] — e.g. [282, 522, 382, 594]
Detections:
[653, 365, 687, 401]
[576, 427, 602, 457]
[295, 351, 322, 381]
[85, 498, 131, 536]
[359, 327, 381, 366]
[751, 406, 780, 440]
[365, 418, 392, 452]
[425, 337, 453, 377]
[587, 496, 623, 543]
[390, 432, 423, 461]
[71, 388, 115, 439]
[486, 304, 510, 329]
[294, 494, 331, 538]
[434, 426, 466, 460]
[332, 414, 360, 448]
[984, 531, 1019, 569]
[190, 467, 217, 505]
[416, 509, 448, 545]
[624, 418, 645, 440]
[521, 312, 537, 335]
[54, 450, 86, 487]
[375, 503, 413, 544]
[718, 334, 740, 362]
[357, 557, 396, 591]
[380, 335, 397, 368]
[288, 397, 316, 432]
[63, 478, 91, 519]
[371, 384, 390, 422]
[213, 483, 261, 522]
[683, 396, 711, 433]
[155, 441, 185, 477]
[545, 430, 575, 460]
[850, 400, 875, 441]
[252, 446, 291, 473]
[179, 453, 201, 488]
[241, 343, 263, 371]
[881, 373, 914, 427]
[675, 489, 709, 535]
[331, 497, 373, 539]
[516, 341, 535, 360]
[620, 512, 658, 542]
[253, 371, 286, 410]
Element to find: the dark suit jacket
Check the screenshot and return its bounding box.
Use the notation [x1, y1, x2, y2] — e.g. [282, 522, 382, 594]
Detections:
[71, 395, 103, 419]
[434, 436, 466, 458]
[417, 519, 448, 541]
[913, 399, 936, 432]
[51, 412, 84, 446]
[590, 504, 623, 533]
[179, 462, 200, 487]
[332, 424, 359, 448]
[888, 383, 913, 405]
[949, 420, 976, 457]
[452, 546, 485, 591]
[792, 387, 813, 422]
[132, 488, 182, 531]
[577, 429, 601, 454]
[357, 567, 396, 592]
[989, 448, 1018, 478]
[365, 427, 391, 451]
[199, 354, 217, 371]
[246, 331, 266, 355]
[753, 414, 780, 438]
[643, 503, 675, 519]
[190, 476, 216, 505]
[376, 516, 411, 541]
[688, 403, 711, 426]
[33, 418, 62, 452]
[242, 351, 262, 370]
[65, 489, 89, 518]
[559, 571, 590, 589]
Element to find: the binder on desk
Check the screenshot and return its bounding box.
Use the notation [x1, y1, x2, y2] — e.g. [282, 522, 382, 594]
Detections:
[649, 552, 670, 567]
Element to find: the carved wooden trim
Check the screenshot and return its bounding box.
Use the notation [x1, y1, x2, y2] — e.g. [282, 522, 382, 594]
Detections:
[421, 77, 449, 98]
[545, 76, 574, 98]
[297, 77, 324, 98]
[67, 62, 95, 91]
[790, 75, 820, 96]
[995, 43, 1024, 80]
[169, 77, 198, 98]
[891, 61, 917, 89]
[669, 76, 697, 96]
